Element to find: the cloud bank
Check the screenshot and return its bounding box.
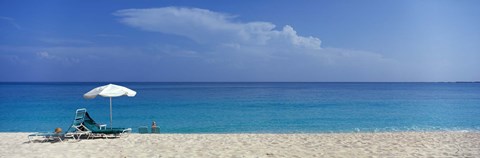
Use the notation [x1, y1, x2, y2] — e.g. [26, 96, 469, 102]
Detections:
[112, 7, 395, 81]
[115, 7, 321, 49]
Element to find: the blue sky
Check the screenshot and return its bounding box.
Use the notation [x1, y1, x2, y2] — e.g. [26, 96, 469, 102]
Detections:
[1, 0, 479, 82]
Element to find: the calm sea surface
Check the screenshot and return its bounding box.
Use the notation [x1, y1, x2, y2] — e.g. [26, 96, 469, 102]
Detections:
[0, 82, 479, 133]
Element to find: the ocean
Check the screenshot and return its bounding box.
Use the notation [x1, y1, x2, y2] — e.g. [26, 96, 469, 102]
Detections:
[0, 82, 479, 133]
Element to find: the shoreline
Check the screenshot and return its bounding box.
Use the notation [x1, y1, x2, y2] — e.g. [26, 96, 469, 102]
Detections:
[1, 131, 479, 157]
[2, 129, 479, 134]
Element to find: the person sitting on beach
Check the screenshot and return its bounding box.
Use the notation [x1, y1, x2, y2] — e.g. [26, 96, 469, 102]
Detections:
[152, 121, 159, 133]
[152, 121, 157, 128]
[54, 128, 62, 134]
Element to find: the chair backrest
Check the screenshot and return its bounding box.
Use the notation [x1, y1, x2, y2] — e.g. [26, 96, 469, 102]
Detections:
[70, 108, 89, 132]
[73, 108, 87, 125]
[138, 126, 148, 134]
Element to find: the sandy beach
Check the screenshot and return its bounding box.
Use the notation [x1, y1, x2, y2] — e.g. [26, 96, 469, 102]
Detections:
[0, 132, 479, 157]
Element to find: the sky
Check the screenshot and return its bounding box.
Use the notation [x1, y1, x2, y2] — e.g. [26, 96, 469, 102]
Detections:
[0, 0, 479, 82]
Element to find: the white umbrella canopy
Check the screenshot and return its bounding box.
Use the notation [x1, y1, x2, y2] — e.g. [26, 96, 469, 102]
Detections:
[83, 84, 136, 128]
[84, 84, 136, 99]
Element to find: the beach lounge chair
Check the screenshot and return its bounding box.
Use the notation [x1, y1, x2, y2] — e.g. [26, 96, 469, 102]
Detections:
[64, 108, 91, 139]
[28, 108, 88, 143]
[69, 108, 131, 138]
[138, 126, 148, 134]
[83, 112, 132, 138]
[29, 108, 131, 142]
[28, 132, 63, 143]
[28, 108, 89, 142]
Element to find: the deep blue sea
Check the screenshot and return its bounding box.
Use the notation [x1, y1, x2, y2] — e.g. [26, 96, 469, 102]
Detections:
[1, 82, 479, 133]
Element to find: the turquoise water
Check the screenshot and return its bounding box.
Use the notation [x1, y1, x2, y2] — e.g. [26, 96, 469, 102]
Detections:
[0, 82, 479, 133]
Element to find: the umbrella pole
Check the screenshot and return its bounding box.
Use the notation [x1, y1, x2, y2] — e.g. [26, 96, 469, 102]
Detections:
[110, 97, 112, 129]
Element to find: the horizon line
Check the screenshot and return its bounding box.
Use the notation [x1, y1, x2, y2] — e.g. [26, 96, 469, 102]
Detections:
[1, 81, 479, 83]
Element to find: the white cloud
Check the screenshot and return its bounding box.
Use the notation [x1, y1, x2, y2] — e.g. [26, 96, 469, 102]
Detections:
[112, 7, 397, 81]
[39, 38, 93, 45]
[36, 51, 80, 64]
[114, 7, 321, 49]
[0, 16, 21, 30]
[95, 34, 124, 38]
[37, 51, 53, 59]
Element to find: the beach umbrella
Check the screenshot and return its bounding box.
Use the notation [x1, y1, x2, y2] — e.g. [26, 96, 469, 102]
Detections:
[83, 84, 136, 128]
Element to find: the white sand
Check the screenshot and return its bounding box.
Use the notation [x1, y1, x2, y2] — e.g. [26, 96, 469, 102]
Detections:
[1, 132, 479, 157]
